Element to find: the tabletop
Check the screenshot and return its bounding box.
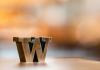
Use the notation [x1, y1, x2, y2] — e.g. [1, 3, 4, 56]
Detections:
[0, 57, 100, 70]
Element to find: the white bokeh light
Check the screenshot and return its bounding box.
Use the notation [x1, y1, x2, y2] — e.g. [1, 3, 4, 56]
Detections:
[43, 5, 68, 26]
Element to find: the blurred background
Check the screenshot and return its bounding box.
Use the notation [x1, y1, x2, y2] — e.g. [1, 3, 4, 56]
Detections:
[0, 0, 100, 60]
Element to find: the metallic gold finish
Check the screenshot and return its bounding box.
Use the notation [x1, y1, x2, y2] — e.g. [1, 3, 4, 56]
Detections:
[13, 37, 50, 63]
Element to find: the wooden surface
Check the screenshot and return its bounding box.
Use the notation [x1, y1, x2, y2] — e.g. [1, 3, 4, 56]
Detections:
[0, 58, 100, 70]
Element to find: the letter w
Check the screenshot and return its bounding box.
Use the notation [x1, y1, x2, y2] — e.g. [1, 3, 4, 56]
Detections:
[13, 37, 50, 62]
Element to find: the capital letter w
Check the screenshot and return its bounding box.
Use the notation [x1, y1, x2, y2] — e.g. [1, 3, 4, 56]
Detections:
[13, 37, 50, 63]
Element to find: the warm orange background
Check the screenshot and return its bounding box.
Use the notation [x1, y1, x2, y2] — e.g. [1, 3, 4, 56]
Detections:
[0, 0, 100, 45]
